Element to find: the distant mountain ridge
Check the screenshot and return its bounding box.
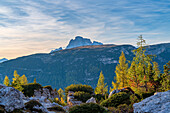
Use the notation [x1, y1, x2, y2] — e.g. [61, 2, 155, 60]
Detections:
[0, 43, 169, 89]
[0, 58, 8, 63]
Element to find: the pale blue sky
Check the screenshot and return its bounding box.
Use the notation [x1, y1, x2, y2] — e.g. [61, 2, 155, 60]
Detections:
[0, 0, 170, 59]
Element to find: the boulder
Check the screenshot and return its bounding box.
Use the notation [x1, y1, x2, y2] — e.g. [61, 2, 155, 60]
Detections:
[0, 84, 24, 112]
[133, 90, 170, 113]
[86, 97, 96, 103]
[67, 91, 82, 106]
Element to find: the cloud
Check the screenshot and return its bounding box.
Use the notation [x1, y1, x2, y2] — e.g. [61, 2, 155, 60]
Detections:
[0, 0, 170, 59]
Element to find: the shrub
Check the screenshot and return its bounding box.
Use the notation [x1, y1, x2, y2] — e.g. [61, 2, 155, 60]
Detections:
[107, 107, 119, 113]
[100, 92, 130, 107]
[65, 84, 93, 96]
[43, 85, 53, 92]
[93, 94, 105, 103]
[117, 104, 129, 113]
[24, 100, 43, 112]
[69, 103, 107, 113]
[141, 92, 155, 99]
[22, 83, 42, 97]
[47, 105, 65, 112]
[73, 91, 92, 102]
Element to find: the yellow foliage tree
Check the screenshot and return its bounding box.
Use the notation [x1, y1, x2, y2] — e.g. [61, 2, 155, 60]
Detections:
[115, 51, 128, 88]
[4, 75, 10, 86]
[95, 71, 108, 95]
[20, 74, 28, 85]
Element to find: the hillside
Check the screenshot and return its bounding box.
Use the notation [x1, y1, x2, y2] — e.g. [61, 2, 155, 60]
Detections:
[0, 43, 169, 89]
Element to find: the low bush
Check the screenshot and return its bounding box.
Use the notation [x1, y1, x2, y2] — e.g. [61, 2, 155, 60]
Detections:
[93, 94, 105, 103]
[100, 92, 130, 107]
[74, 91, 91, 102]
[22, 83, 42, 97]
[117, 104, 129, 113]
[43, 85, 53, 92]
[141, 92, 155, 99]
[69, 103, 107, 113]
[65, 84, 93, 96]
[47, 105, 65, 112]
[24, 100, 43, 112]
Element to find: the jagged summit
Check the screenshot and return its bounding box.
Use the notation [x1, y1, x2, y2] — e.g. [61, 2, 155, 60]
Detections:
[66, 36, 103, 49]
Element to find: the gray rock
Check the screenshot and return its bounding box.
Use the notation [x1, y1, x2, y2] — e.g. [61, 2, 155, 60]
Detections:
[86, 97, 96, 103]
[133, 90, 170, 113]
[0, 85, 24, 112]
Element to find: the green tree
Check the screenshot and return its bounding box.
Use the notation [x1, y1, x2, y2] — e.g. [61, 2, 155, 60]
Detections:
[95, 71, 108, 95]
[4, 75, 10, 86]
[20, 74, 28, 85]
[127, 35, 155, 92]
[160, 61, 170, 91]
[115, 51, 128, 88]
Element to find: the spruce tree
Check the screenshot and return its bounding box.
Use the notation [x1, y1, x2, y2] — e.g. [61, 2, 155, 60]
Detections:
[4, 75, 10, 86]
[95, 71, 108, 95]
[115, 51, 128, 88]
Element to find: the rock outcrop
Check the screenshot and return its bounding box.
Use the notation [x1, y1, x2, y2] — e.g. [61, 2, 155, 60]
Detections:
[0, 84, 24, 112]
[133, 90, 170, 113]
[109, 87, 134, 98]
[86, 97, 96, 103]
[67, 91, 82, 106]
[66, 36, 103, 49]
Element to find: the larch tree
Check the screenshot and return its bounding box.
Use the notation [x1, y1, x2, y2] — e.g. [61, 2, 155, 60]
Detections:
[115, 51, 128, 88]
[12, 70, 23, 91]
[127, 35, 155, 92]
[34, 78, 37, 84]
[58, 88, 64, 99]
[4, 75, 10, 86]
[20, 74, 28, 85]
[95, 71, 108, 95]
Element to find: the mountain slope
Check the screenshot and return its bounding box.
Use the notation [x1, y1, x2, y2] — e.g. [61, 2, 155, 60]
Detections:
[0, 43, 169, 89]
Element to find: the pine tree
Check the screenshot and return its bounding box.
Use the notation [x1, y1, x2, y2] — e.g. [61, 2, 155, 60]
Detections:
[115, 51, 128, 88]
[95, 71, 108, 95]
[160, 61, 170, 91]
[20, 74, 28, 85]
[4, 75, 10, 86]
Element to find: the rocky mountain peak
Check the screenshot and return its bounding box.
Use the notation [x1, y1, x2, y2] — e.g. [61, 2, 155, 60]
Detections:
[0, 58, 8, 63]
[66, 36, 103, 49]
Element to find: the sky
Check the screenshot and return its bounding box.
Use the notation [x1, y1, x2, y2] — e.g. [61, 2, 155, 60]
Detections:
[0, 0, 170, 59]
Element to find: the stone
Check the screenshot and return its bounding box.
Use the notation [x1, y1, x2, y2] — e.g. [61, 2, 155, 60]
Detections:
[0, 84, 24, 112]
[86, 97, 96, 103]
[133, 90, 170, 113]
[67, 91, 82, 106]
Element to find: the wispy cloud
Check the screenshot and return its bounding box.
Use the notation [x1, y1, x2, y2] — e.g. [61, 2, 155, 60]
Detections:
[0, 0, 170, 59]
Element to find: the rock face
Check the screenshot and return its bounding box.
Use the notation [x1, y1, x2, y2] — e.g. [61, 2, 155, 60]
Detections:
[66, 36, 103, 49]
[0, 84, 24, 112]
[109, 87, 134, 98]
[50, 47, 63, 53]
[86, 97, 96, 103]
[34, 87, 60, 100]
[133, 90, 170, 113]
[67, 91, 82, 106]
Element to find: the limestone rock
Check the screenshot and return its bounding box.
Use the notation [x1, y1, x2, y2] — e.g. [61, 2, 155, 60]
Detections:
[133, 90, 170, 113]
[0, 84, 24, 112]
[67, 91, 82, 106]
[86, 97, 96, 103]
